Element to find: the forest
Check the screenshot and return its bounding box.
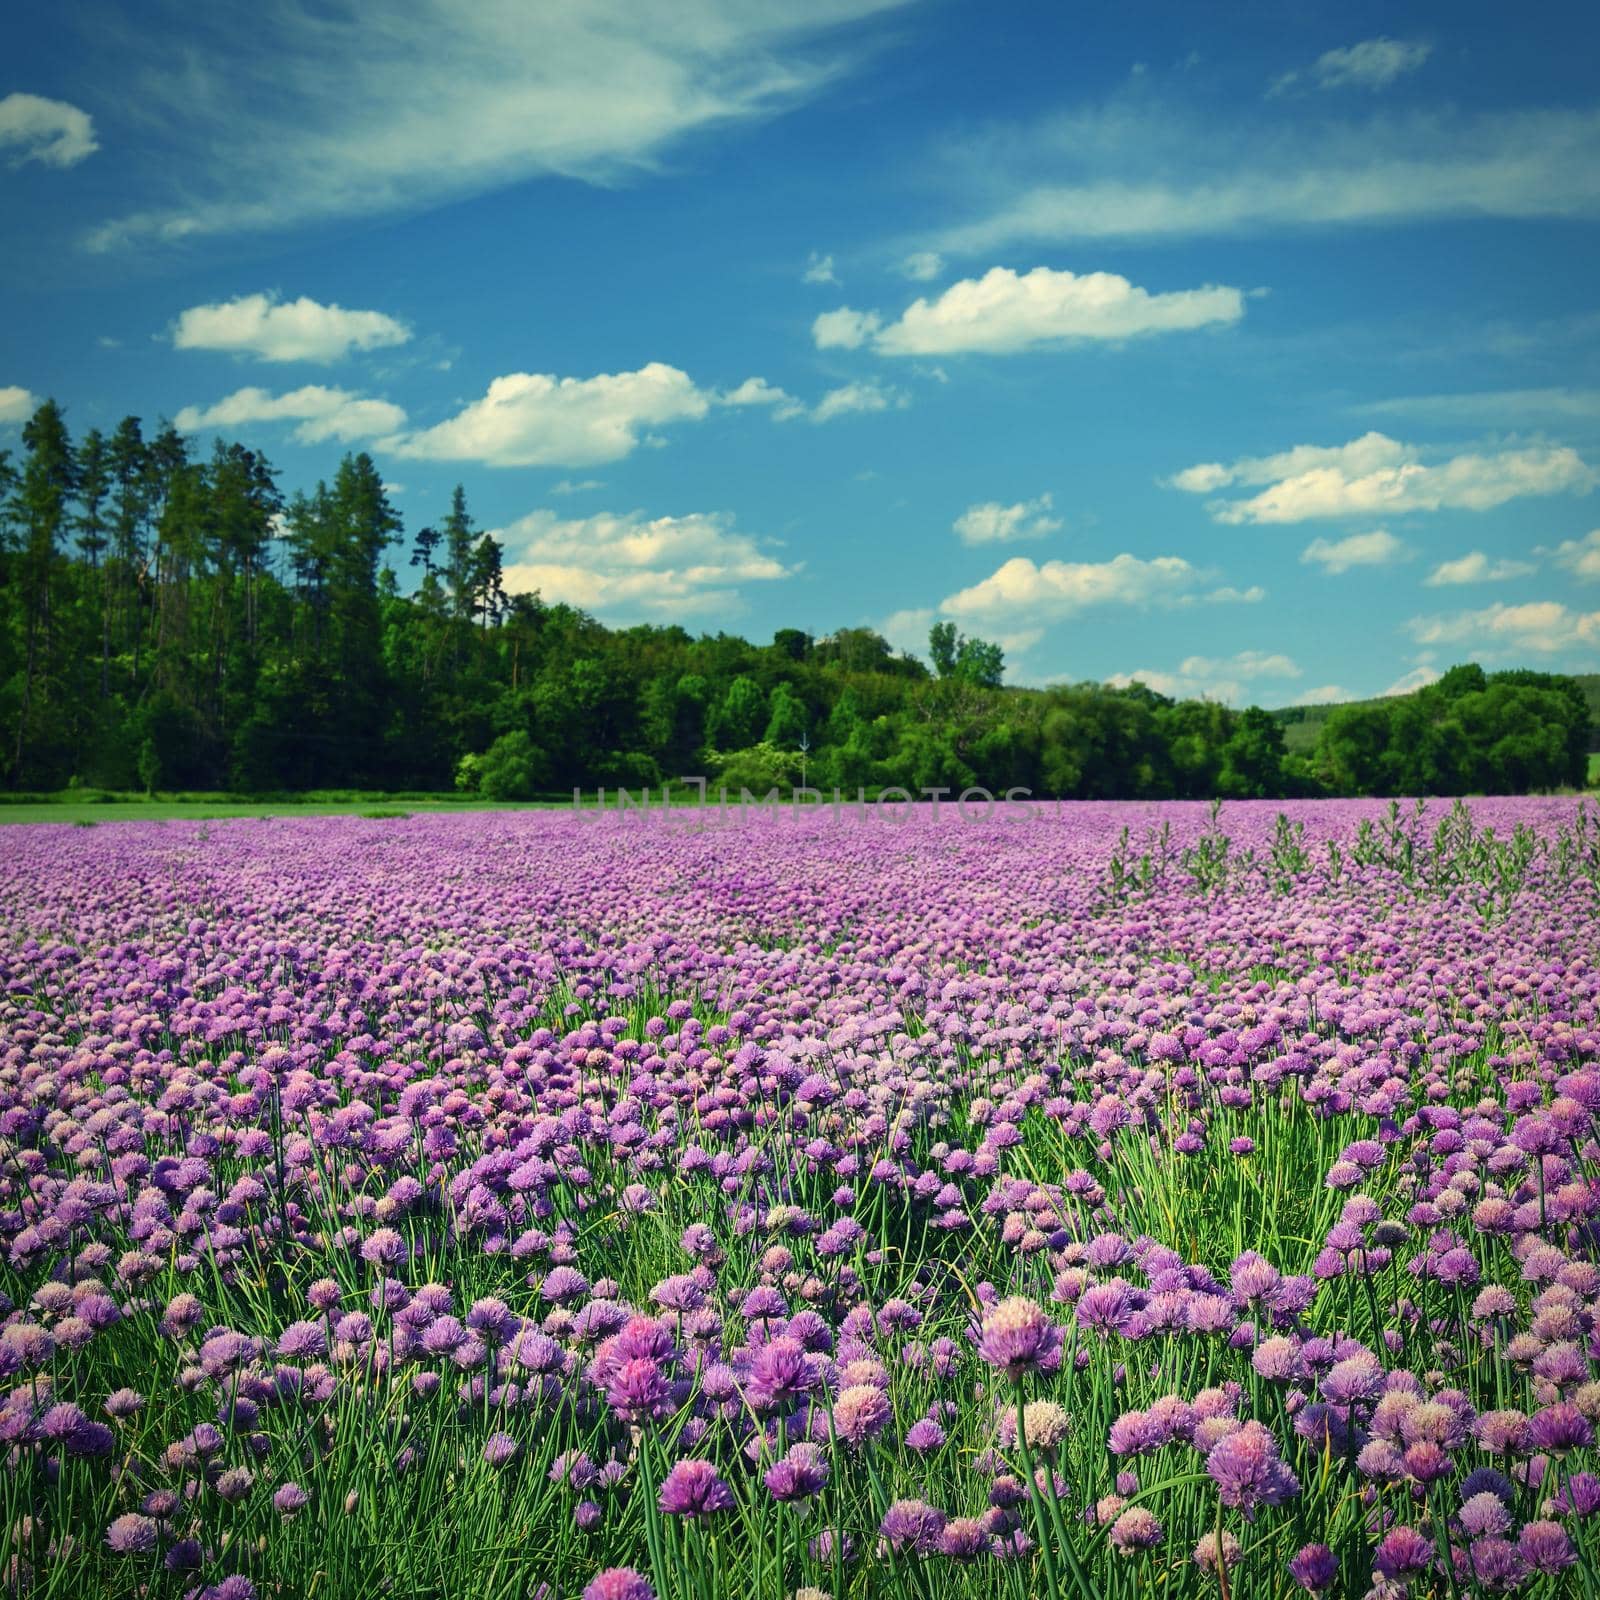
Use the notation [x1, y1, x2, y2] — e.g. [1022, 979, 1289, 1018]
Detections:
[1, 400, 1591, 800]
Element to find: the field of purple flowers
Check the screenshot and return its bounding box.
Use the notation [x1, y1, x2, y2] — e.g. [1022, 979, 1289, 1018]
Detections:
[3, 796, 1600, 1600]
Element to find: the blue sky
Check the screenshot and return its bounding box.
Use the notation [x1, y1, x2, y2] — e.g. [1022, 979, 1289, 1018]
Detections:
[2, 0, 1598, 704]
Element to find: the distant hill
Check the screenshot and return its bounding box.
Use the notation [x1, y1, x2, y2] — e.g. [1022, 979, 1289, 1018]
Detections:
[1270, 673, 1600, 755]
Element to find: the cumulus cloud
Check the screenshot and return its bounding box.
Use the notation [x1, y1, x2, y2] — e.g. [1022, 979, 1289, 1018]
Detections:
[832, 266, 1242, 356]
[172, 292, 412, 363]
[1550, 529, 1600, 581]
[0, 93, 97, 168]
[85, 0, 911, 247]
[809, 380, 907, 423]
[497, 507, 795, 619]
[0, 386, 38, 424]
[718, 377, 803, 418]
[1407, 601, 1600, 655]
[1424, 551, 1539, 586]
[812, 307, 883, 350]
[1172, 432, 1596, 523]
[1300, 529, 1409, 574]
[1384, 665, 1442, 696]
[952, 494, 1062, 545]
[1271, 37, 1432, 97]
[1295, 684, 1349, 706]
[940, 552, 1248, 624]
[899, 250, 944, 281]
[802, 251, 839, 285]
[1106, 649, 1301, 705]
[388, 363, 713, 466]
[175, 385, 407, 444]
[878, 606, 935, 657]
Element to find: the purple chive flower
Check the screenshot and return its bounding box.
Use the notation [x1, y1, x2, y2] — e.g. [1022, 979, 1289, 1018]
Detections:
[274, 1482, 309, 1517]
[105, 1514, 158, 1555]
[1288, 1543, 1338, 1593]
[1519, 1520, 1576, 1574]
[483, 1432, 519, 1468]
[904, 1417, 946, 1453]
[976, 1297, 1062, 1380]
[832, 1383, 893, 1448]
[583, 1570, 656, 1600]
[1372, 1526, 1434, 1579]
[1205, 1422, 1300, 1519]
[657, 1459, 734, 1517]
[764, 1442, 830, 1503]
[879, 1498, 946, 1554]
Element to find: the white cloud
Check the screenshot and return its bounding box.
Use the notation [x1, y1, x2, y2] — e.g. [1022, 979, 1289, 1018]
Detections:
[1361, 387, 1600, 424]
[1272, 38, 1432, 97]
[1105, 651, 1299, 706]
[719, 376, 803, 418]
[85, 1, 910, 248]
[389, 363, 713, 467]
[1176, 432, 1596, 524]
[1550, 530, 1600, 582]
[879, 607, 935, 657]
[1300, 529, 1409, 574]
[863, 266, 1243, 356]
[941, 552, 1230, 623]
[809, 380, 907, 423]
[0, 93, 97, 169]
[1424, 551, 1539, 586]
[1407, 601, 1600, 655]
[1384, 665, 1441, 696]
[1202, 584, 1267, 605]
[953, 493, 1062, 545]
[172, 292, 412, 363]
[0, 387, 38, 424]
[175, 385, 407, 444]
[899, 250, 944, 281]
[497, 507, 794, 619]
[934, 105, 1600, 252]
[802, 251, 839, 285]
[812, 306, 883, 350]
[1295, 684, 1349, 706]
[551, 478, 605, 495]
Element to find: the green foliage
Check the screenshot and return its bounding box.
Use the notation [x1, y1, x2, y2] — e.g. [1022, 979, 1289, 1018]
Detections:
[0, 396, 1586, 802]
[477, 731, 548, 800]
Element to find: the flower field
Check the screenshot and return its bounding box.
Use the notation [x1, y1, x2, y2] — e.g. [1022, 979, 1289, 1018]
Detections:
[3, 797, 1600, 1600]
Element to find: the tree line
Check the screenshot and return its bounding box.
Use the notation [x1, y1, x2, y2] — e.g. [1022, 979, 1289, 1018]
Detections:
[0, 400, 1590, 800]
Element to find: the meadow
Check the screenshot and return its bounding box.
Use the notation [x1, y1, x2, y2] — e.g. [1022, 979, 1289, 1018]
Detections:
[2, 796, 1599, 1600]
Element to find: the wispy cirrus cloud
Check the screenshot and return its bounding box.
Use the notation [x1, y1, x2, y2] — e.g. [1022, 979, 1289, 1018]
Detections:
[83, 0, 914, 249]
[928, 99, 1600, 254]
[1269, 37, 1432, 98]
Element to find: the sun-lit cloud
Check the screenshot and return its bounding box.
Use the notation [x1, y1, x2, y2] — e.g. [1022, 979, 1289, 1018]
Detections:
[899, 250, 944, 281]
[1423, 551, 1539, 586]
[808, 380, 907, 423]
[1105, 649, 1301, 705]
[0, 387, 38, 424]
[952, 494, 1061, 545]
[175, 385, 407, 444]
[939, 552, 1255, 625]
[1407, 600, 1600, 655]
[802, 251, 839, 285]
[172, 293, 412, 363]
[387, 363, 714, 467]
[1300, 529, 1410, 574]
[818, 266, 1243, 356]
[1172, 432, 1595, 524]
[0, 93, 97, 168]
[497, 506, 795, 619]
[1549, 529, 1600, 581]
